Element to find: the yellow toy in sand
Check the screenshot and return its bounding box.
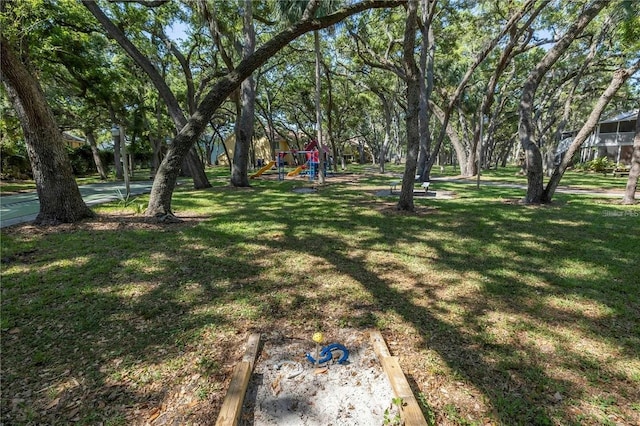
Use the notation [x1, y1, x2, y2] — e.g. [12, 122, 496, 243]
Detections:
[312, 332, 324, 344]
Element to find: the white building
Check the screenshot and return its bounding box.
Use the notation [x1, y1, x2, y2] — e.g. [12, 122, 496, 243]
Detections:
[556, 110, 638, 165]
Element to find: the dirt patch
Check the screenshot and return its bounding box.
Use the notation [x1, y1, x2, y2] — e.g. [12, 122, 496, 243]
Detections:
[292, 188, 317, 194]
[1, 211, 207, 235]
[373, 189, 456, 199]
[251, 171, 361, 185]
[366, 201, 438, 217]
[240, 329, 398, 425]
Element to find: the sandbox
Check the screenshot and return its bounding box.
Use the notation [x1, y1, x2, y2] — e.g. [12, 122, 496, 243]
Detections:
[215, 329, 427, 426]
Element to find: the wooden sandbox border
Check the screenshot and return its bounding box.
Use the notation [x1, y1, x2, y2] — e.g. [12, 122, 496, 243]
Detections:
[215, 333, 261, 426]
[369, 330, 428, 425]
[215, 331, 427, 426]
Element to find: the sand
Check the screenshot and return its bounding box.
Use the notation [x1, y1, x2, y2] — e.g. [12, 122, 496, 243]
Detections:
[239, 330, 399, 425]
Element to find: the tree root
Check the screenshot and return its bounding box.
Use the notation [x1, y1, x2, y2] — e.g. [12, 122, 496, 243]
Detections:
[153, 212, 184, 224]
[34, 209, 95, 226]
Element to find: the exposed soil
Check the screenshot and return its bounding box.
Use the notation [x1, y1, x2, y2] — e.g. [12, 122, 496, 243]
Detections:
[251, 170, 361, 184]
[372, 189, 456, 199]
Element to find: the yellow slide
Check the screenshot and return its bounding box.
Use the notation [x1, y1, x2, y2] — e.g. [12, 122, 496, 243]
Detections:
[250, 160, 276, 179]
[287, 165, 306, 177]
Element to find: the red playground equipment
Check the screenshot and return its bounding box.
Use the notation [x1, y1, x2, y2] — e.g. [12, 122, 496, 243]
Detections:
[276, 140, 330, 181]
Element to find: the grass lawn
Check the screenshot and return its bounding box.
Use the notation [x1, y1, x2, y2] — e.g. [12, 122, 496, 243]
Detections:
[0, 180, 37, 194]
[475, 166, 631, 191]
[1, 166, 639, 425]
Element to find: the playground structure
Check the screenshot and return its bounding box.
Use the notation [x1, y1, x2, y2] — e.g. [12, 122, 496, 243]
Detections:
[250, 140, 332, 181]
[277, 150, 319, 181]
[249, 160, 276, 179]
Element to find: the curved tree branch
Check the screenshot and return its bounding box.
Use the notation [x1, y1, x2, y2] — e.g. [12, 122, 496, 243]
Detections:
[97, 0, 406, 216]
[108, 0, 169, 7]
[83, 0, 187, 128]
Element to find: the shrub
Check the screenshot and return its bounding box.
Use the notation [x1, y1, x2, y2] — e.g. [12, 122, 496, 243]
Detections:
[0, 141, 31, 179]
[580, 157, 616, 173]
[67, 145, 95, 176]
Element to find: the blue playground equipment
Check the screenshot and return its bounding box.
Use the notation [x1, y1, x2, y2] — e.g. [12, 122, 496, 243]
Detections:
[276, 139, 331, 181]
[276, 150, 318, 181]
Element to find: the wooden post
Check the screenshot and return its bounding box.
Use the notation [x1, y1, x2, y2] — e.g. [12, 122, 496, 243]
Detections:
[370, 330, 428, 426]
[215, 333, 261, 426]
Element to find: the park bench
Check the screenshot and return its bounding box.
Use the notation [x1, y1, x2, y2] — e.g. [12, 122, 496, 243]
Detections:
[389, 180, 431, 194]
[613, 168, 630, 177]
[602, 168, 630, 177]
[601, 168, 614, 176]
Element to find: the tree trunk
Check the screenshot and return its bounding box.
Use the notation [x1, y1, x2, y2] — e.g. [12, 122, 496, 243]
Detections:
[140, 0, 405, 217]
[85, 129, 107, 179]
[1, 37, 93, 224]
[108, 106, 124, 180]
[219, 129, 232, 171]
[380, 98, 390, 174]
[544, 60, 640, 202]
[518, 0, 607, 203]
[150, 136, 163, 178]
[498, 134, 517, 168]
[231, 0, 256, 187]
[314, 30, 326, 184]
[430, 101, 468, 175]
[264, 94, 277, 161]
[322, 61, 338, 173]
[83, 0, 211, 191]
[150, 102, 164, 178]
[397, 0, 420, 212]
[231, 80, 254, 187]
[373, 89, 392, 173]
[185, 149, 210, 188]
[416, 0, 435, 182]
[622, 111, 640, 205]
[204, 133, 215, 166]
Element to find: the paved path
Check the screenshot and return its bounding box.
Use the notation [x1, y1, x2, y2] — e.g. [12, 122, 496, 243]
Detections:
[430, 177, 627, 197]
[0, 181, 154, 228]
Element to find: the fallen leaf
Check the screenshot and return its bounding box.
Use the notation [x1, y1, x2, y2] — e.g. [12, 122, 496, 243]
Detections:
[46, 397, 61, 410]
[67, 407, 80, 418]
[148, 408, 160, 422]
[271, 381, 281, 396]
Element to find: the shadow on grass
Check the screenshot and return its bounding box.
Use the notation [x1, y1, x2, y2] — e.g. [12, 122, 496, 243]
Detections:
[195, 184, 638, 423]
[228, 184, 639, 424]
[1, 180, 638, 424]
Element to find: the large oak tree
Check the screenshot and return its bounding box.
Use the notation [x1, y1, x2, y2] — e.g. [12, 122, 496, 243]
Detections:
[397, 0, 420, 211]
[1, 37, 94, 224]
[518, 0, 607, 203]
[622, 112, 640, 205]
[85, 0, 405, 220]
[83, 1, 211, 191]
[543, 59, 640, 202]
